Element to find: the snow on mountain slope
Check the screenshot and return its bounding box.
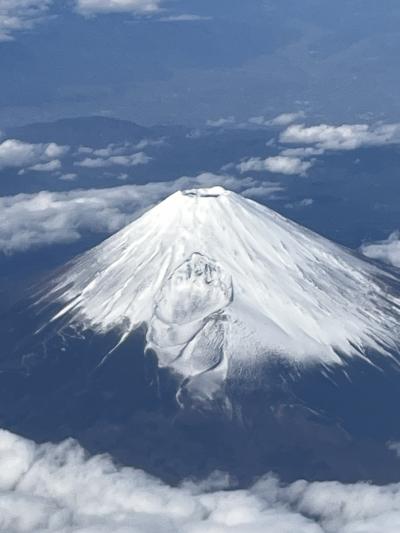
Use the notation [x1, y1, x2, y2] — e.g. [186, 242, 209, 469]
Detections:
[44, 186, 400, 396]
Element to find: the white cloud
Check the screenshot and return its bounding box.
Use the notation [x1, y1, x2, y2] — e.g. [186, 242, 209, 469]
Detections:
[90, 143, 130, 157]
[75, 0, 162, 15]
[0, 173, 283, 254]
[238, 155, 313, 176]
[280, 123, 400, 151]
[29, 159, 62, 172]
[76, 151, 150, 168]
[206, 116, 236, 128]
[388, 441, 400, 457]
[159, 14, 212, 22]
[0, 139, 68, 170]
[269, 111, 306, 126]
[0, 0, 52, 41]
[117, 172, 129, 180]
[361, 231, 400, 268]
[77, 146, 94, 155]
[134, 138, 165, 150]
[59, 173, 78, 181]
[249, 112, 305, 128]
[3, 429, 400, 532]
[78, 139, 164, 157]
[280, 147, 323, 158]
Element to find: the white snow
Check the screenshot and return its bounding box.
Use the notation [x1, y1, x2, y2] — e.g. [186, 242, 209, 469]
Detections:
[47, 186, 400, 394]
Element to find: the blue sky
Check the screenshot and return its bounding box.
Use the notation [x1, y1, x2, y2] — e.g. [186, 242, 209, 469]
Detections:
[2, 0, 400, 126]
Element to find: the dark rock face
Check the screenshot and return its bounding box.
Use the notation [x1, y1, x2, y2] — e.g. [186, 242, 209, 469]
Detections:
[1, 291, 400, 487]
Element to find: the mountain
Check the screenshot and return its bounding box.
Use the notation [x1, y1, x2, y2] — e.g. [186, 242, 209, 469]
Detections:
[43, 186, 400, 399]
[5, 116, 187, 147]
[2, 187, 400, 485]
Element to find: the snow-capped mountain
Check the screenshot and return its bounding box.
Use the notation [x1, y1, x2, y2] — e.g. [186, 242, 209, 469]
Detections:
[3, 186, 400, 485]
[42, 186, 400, 399]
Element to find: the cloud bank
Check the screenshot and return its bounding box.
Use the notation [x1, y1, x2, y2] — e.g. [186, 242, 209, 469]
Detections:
[361, 232, 400, 268]
[0, 0, 52, 41]
[0, 173, 283, 254]
[280, 123, 400, 151]
[2, 429, 400, 532]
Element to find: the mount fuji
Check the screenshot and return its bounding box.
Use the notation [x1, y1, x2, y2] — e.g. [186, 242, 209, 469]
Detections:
[2, 186, 400, 485]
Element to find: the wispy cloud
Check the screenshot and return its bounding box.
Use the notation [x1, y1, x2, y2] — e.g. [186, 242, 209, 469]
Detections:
[159, 14, 212, 22]
[75, 0, 162, 16]
[0, 0, 52, 41]
[74, 140, 163, 167]
[0, 173, 283, 254]
[206, 116, 236, 128]
[249, 111, 306, 128]
[285, 198, 314, 209]
[76, 151, 151, 168]
[59, 172, 77, 181]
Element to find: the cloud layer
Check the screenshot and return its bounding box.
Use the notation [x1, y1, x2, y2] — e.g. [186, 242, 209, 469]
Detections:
[280, 123, 400, 151]
[2, 429, 400, 532]
[0, 173, 283, 254]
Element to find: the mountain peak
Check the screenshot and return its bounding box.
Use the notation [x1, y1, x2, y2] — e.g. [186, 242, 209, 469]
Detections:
[46, 188, 400, 399]
[180, 186, 229, 197]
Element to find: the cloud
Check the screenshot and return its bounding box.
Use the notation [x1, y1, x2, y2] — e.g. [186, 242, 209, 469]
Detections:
[77, 139, 164, 158]
[76, 151, 151, 168]
[249, 112, 305, 127]
[77, 146, 94, 155]
[29, 159, 62, 172]
[280, 123, 400, 151]
[59, 173, 78, 181]
[280, 147, 323, 158]
[361, 231, 400, 268]
[159, 14, 212, 22]
[3, 429, 400, 532]
[388, 441, 400, 457]
[0, 0, 52, 41]
[74, 142, 159, 168]
[206, 117, 236, 128]
[0, 173, 283, 254]
[134, 138, 165, 150]
[238, 155, 313, 176]
[75, 0, 162, 16]
[285, 198, 314, 209]
[0, 139, 68, 171]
